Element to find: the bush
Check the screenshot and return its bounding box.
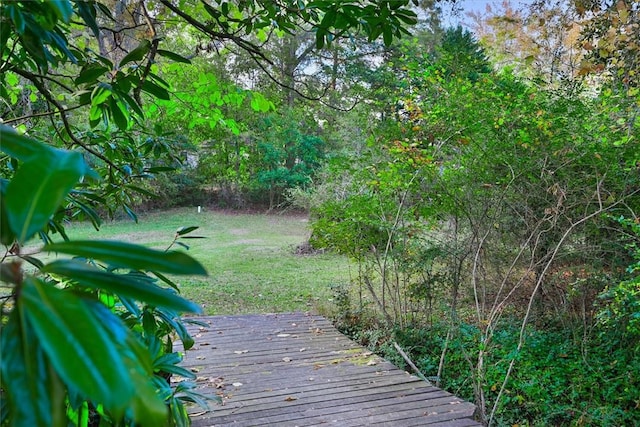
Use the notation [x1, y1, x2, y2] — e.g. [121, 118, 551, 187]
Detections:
[338, 317, 640, 426]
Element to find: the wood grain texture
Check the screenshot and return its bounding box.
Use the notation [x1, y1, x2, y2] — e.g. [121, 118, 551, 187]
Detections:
[177, 313, 481, 427]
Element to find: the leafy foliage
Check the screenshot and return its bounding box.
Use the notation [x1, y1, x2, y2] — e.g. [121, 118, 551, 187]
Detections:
[0, 127, 209, 426]
[353, 321, 640, 426]
[311, 24, 640, 425]
[1, 1, 424, 425]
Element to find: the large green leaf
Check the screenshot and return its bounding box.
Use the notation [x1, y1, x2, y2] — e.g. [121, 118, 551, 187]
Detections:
[21, 277, 134, 418]
[75, 63, 109, 85]
[120, 39, 150, 66]
[44, 240, 207, 275]
[155, 307, 195, 350]
[0, 125, 48, 161]
[75, 0, 100, 37]
[1, 130, 89, 243]
[49, 0, 73, 22]
[0, 178, 15, 245]
[87, 302, 168, 425]
[0, 307, 66, 427]
[156, 49, 191, 64]
[6, 154, 86, 243]
[43, 259, 201, 313]
[141, 80, 171, 100]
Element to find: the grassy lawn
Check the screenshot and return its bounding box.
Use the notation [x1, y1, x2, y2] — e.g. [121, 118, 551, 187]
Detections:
[58, 207, 352, 315]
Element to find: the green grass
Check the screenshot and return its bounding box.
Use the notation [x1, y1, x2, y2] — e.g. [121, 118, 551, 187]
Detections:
[58, 207, 352, 315]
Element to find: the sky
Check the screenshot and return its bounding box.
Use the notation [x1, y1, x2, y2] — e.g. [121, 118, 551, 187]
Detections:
[440, 0, 535, 29]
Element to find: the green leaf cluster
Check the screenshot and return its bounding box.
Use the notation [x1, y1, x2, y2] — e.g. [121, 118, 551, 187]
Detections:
[0, 128, 208, 425]
[1, 1, 423, 424]
[310, 25, 639, 423]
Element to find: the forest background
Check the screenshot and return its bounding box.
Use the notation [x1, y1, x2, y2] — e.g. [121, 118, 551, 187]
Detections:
[1, 0, 639, 426]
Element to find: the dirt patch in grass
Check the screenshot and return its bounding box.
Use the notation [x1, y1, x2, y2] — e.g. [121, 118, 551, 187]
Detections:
[229, 228, 250, 236]
[235, 239, 264, 245]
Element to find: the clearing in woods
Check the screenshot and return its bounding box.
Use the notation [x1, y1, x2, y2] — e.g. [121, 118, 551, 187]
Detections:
[62, 207, 352, 314]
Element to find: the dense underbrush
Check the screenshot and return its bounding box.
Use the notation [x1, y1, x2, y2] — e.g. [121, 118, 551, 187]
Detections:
[333, 312, 639, 426]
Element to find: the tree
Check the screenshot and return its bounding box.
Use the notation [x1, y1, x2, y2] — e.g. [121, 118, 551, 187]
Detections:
[310, 25, 640, 425]
[575, 0, 640, 90]
[0, 1, 419, 425]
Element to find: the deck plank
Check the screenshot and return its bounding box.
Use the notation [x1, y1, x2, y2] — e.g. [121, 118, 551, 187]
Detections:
[177, 313, 481, 426]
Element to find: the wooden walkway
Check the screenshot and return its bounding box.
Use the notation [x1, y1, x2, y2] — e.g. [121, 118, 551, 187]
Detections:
[178, 312, 481, 426]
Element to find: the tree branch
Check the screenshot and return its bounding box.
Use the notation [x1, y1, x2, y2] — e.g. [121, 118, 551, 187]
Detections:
[3, 103, 88, 124]
[157, 0, 271, 64]
[10, 68, 124, 173]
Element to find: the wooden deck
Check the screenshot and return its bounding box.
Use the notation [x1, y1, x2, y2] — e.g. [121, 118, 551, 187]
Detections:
[178, 312, 481, 426]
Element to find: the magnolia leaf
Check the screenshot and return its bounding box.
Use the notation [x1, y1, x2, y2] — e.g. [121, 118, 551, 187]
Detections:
[120, 39, 150, 67]
[75, 64, 109, 85]
[21, 277, 134, 418]
[109, 97, 130, 130]
[86, 302, 168, 425]
[141, 80, 171, 100]
[157, 49, 191, 64]
[91, 83, 112, 105]
[0, 178, 15, 245]
[49, 0, 74, 22]
[0, 308, 66, 427]
[42, 259, 201, 313]
[176, 226, 199, 236]
[0, 125, 47, 161]
[44, 240, 207, 275]
[75, 0, 100, 37]
[118, 90, 145, 118]
[0, 129, 89, 243]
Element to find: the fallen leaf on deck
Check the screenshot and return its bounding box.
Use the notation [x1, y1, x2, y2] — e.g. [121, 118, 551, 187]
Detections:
[282, 357, 292, 362]
[234, 350, 249, 354]
[196, 356, 206, 360]
[366, 359, 377, 366]
[210, 377, 225, 389]
[284, 396, 297, 402]
[299, 348, 306, 352]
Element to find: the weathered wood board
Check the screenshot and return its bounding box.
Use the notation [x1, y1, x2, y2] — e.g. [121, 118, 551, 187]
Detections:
[177, 313, 481, 427]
